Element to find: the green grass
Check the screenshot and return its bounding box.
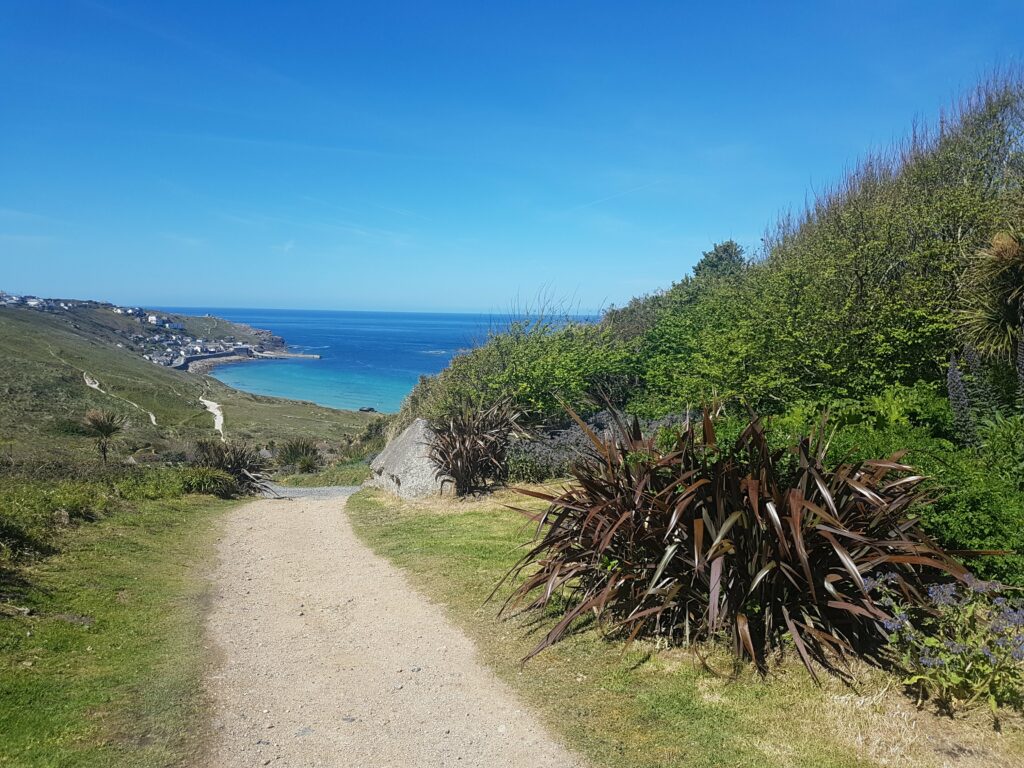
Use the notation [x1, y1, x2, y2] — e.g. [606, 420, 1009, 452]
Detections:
[0, 493, 234, 767]
[277, 460, 372, 487]
[347, 488, 1024, 768]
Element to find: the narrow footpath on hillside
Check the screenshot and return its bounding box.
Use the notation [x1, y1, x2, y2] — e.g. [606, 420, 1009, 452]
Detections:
[81, 370, 159, 426]
[202, 486, 583, 768]
[199, 396, 225, 441]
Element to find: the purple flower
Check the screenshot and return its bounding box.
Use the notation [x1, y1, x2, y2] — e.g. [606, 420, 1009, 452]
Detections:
[864, 572, 897, 591]
[928, 583, 958, 607]
[991, 605, 1024, 633]
[964, 574, 1001, 594]
[883, 612, 908, 632]
[919, 652, 944, 668]
[1012, 640, 1024, 662]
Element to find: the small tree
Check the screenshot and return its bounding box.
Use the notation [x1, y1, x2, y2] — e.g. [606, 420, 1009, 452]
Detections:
[83, 409, 127, 464]
[692, 240, 746, 280]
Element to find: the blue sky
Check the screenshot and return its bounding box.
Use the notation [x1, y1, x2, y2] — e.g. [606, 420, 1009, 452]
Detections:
[2, 1, 1022, 312]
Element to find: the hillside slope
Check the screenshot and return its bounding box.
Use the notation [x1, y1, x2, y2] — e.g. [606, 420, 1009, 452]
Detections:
[0, 305, 373, 460]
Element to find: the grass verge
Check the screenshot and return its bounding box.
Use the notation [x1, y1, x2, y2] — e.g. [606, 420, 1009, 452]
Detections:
[347, 487, 1024, 768]
[0, 494, 234, 767]
[277, 460, 371, 487]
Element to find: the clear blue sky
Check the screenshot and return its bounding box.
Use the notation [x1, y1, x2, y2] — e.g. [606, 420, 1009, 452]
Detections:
[2, 1, 1022, 312]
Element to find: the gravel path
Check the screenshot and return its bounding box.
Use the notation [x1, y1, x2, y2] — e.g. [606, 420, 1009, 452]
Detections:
[203, 491, 583, 768]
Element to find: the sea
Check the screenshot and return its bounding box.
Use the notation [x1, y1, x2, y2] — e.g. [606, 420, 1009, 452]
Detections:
[158, 308, 510, 413]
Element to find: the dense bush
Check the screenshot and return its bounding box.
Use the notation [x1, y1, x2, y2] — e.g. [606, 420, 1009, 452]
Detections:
[395, 78, 1024, 429]
[500, 409, 965, 679]
[386, 75, 1024, 597]
[977, 412, 1024, 490]
[506, 417, 607, 483]
[190, 440, 269, 496]
[276, 437, 323, 473]
[395, 319, 636, 432]
[179, 466, 237, 498]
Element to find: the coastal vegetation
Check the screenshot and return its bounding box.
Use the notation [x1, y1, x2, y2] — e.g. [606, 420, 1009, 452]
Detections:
[81, 409, 126, 464]
[275, 437, 323, 473]
[377, 72, 1024, 730]
[397, 76, 1024, 579]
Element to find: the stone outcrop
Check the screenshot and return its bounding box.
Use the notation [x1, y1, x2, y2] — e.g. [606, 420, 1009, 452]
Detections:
[366, 418, 451, 499]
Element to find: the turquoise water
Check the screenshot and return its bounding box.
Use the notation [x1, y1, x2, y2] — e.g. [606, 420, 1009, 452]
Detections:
[160, 308, 503, 413]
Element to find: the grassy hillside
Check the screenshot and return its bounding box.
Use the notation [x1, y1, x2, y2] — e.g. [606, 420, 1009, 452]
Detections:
[0, 305, 373, 461]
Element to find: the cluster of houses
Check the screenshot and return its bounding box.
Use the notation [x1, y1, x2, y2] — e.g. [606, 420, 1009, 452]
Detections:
[1, 291, 78, 311]
[2, 290, 286, 371]
[110, 305, 264, 367]
[113, 306, 186, 331]
[141, 334, 257, 369]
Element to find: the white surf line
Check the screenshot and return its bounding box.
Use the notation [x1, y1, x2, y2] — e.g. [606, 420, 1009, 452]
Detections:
[83, 372, 159, 426]
[200, 397, 226, 441]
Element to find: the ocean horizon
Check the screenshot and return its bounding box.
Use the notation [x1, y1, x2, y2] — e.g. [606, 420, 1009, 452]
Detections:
[158, 307, 522, 413]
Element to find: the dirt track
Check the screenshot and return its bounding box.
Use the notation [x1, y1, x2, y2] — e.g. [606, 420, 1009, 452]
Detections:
[202, 489, 582, 767]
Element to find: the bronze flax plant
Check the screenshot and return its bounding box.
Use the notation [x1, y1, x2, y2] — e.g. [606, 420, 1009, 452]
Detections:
[498, 406, 967, 681]
[428, 397, 528, 495]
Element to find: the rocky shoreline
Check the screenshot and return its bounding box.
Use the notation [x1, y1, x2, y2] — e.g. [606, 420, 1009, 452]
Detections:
[187, 355, 254, 375]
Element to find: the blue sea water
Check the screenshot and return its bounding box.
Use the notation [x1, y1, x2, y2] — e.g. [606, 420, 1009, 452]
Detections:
[159, 308, 505, 413]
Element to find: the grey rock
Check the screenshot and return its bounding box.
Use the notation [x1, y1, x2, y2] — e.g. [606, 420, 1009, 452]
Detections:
[366, 418, 452, 499]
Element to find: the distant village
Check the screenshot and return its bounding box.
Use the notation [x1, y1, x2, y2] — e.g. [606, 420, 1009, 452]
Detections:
[1, 290, 283, 370]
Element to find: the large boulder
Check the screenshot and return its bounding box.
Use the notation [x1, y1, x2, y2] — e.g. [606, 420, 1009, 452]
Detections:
[366, 418, 451, 499]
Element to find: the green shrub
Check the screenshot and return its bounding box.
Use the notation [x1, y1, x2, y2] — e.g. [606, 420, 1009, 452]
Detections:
[190, 440, 269, 496]
[113, 468, 185, 501]
[179, 466, 237, 498]
[276, 437, 322, 471]
[294, 454, 320, 474]
[977, 411, 1024, 489]
[506, 448, 548, 484]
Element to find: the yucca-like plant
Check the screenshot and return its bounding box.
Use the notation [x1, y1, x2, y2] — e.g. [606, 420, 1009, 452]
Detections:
[190, 439, 269, 496]
[82, 409, 127, 464]
[499, 408, 966, 680]
[960, 231, 1024, 365]
[429, 397, 528, 495]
